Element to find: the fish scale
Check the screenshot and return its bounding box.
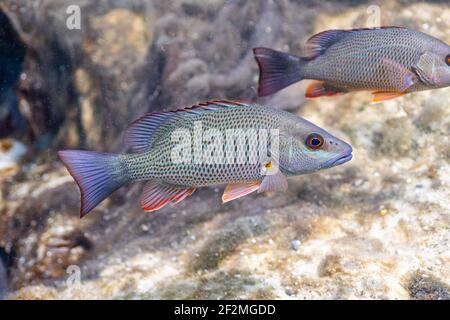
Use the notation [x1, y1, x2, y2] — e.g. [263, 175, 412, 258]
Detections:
[124, 103, 285, 187]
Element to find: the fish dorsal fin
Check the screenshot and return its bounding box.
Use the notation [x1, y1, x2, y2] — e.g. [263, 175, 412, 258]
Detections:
[203, 99, 256, 108]
[141, 181, 196, 212]
[124, 100, 255, 152]
[305, 27, 406, 59]
[124, 112, 176, 152]
[305, 30, 349, 59]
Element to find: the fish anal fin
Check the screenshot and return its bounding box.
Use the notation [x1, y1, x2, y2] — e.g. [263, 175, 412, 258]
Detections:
[141, 181, 196, 212]
[371, 91, 406, 103]
[305, 81, 344, 98]
[222, 182, 260, 203]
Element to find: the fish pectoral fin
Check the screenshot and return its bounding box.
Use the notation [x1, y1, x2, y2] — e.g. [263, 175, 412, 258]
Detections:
[222, 182, 261, 203]
[305, 81, 345, 98]
[258, 170, 288, 193]
[381, 58, 417, 92]
[371, 91, 406, 104]
[141, 181, 196, 212]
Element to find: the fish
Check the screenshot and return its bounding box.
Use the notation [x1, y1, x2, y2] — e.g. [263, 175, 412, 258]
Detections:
[253, 27, 450, 103]
[58, 100, 352, 217]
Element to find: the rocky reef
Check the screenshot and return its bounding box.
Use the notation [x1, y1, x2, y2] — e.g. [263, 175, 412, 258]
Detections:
[0, 0, 449, 299]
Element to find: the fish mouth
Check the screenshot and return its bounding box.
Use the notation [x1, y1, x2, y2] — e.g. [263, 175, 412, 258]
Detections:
[327, 151, 353, 167]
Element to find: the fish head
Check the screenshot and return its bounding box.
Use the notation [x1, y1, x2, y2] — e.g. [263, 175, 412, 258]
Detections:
[417, 42, 450, 88]
[281, 119, 353, 175]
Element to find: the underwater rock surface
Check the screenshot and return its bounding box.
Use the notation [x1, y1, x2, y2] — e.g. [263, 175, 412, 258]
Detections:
[0, 0, 448, 299]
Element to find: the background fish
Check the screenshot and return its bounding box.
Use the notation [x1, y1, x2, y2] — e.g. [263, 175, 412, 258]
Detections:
[254, 27, 450, 102]
[58, 100, 352, 217]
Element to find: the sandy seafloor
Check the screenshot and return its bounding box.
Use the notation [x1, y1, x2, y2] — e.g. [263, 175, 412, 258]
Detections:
[0, 0, 448, 299]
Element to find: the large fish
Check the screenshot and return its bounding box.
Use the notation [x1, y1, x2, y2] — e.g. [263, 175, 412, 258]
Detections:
[58, 100, 352, 217]
[253, 27, 450, 102]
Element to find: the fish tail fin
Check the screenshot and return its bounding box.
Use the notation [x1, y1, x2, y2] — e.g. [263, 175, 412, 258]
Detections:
[253, 47, 306, 96]
[58, 150, 129, 218]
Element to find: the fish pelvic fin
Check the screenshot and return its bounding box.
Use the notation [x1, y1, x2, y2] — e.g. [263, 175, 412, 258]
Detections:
[259, 169, 288, 193]
[371, 91, 406, 104]
[141, 181, 196, 212]
[305, 81, 345, 98]
[58, 150, 129, 218]
[253, 47, 306, 96]
[222, 182, 261, 203]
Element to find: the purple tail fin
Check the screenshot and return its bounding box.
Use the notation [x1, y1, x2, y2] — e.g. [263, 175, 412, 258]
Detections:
[58, 150, 129, 218]
[253, 47, 306, 96]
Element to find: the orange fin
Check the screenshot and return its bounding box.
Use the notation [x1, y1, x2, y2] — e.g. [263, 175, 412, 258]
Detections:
[371, 91, 405, 104]
[305, 81, 344, 98]
[222, 182, 260, 203]
[141, 181, 196, 212]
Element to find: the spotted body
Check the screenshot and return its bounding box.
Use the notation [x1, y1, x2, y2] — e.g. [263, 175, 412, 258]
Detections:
[125, 102, 302, 186]
[254, 27, 450, 102]
[58, 100, 352, 217]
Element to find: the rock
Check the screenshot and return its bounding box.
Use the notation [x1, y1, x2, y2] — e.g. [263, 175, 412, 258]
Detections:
[290, 240, 301, 251]
[190, 216, 270, 272]
[0, 0, 449, 300]
[407, 272, 450, 300]
[0, 138, 26, 178]
[0, 9, 25, 138]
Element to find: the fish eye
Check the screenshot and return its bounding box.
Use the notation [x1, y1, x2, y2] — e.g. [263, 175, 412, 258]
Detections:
[306, 133, 324, 150]
[446, 54, 450, 66]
